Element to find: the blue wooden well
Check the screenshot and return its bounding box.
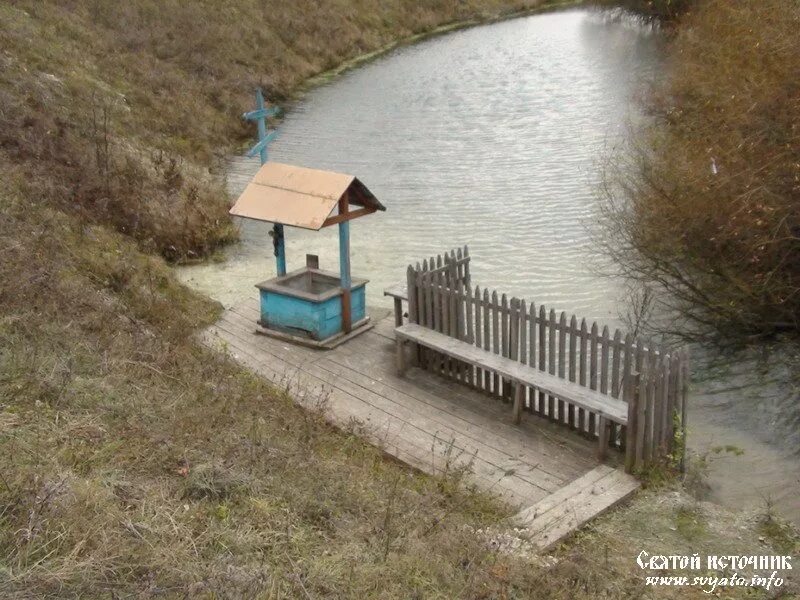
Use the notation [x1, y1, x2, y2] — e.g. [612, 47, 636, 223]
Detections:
[230, 90, 385, 348]
[256, 267, 368, 341]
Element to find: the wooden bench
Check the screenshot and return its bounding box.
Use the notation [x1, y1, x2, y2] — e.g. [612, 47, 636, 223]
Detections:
[394, 323, 628, 459]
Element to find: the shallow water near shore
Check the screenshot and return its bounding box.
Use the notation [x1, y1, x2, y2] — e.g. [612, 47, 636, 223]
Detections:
[177, 9, 800, 523]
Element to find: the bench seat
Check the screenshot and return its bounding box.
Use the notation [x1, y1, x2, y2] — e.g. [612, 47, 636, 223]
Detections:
[395, 323, 628, 458]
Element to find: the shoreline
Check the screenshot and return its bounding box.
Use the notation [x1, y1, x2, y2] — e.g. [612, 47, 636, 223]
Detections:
[295, 0, 586, 99]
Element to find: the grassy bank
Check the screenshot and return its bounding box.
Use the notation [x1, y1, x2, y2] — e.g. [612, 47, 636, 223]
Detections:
[1, 1, 796, 597]
[1, 0, 565, 262]
[600, 0, 800, 341]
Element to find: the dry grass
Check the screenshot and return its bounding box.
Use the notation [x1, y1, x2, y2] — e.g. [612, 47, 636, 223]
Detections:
[0, 187, 786, 600]
[0, 180, 486, 597]
[1, 2, 578, 596]
[600, 0, 800, 342]
[563, 485, 800, 599]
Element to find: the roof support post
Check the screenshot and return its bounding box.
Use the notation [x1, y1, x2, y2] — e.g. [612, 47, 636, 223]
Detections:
[274, 224, 286, 276]
[338, 192, 352, 333]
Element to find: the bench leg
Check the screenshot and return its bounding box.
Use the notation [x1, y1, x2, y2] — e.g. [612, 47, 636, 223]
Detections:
[393, 297, 403, 327]
[412, 342, 421, 367]
[597, 416, 610, 461]
[395, 337, 406, 376]
[512, 384, 524, 425]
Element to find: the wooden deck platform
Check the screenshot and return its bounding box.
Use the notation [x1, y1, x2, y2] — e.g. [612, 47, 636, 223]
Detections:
[201, 298, 639, 549]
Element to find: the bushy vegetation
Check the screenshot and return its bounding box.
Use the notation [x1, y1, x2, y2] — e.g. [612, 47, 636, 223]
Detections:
[601, 0, 800, 341]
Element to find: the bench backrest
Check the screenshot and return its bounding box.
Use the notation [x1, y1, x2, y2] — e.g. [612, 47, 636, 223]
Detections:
[412, 246, 470, 291]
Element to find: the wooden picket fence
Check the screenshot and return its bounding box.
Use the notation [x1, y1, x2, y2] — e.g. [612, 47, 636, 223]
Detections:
[405, 253, 689, 473]
[419, 245, 471, 290]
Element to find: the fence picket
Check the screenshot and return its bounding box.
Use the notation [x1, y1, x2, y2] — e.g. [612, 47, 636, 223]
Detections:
[432, 268, 441, 334]
[491, 291, 500, 397]
[501, 294, 510, 400]
[473, 286, 482, 389]
[659, 356, 671, 451]
[600, 326, 610, 448]
[548, 309, 557, 421]
[406, 266, 417, 323]
[578, 318, 588, 433]
[623, 334, 636, 472]
[557, 312, 567, 424]
[508, 299, 519, 405]
[568, 314, 577, 429]
[482, 288, 491, 392]
[679, 348, 690, 472]
[464, 284, 474, 386]
[642, 340, 657, 466]
[452, 280, 463, 381]
[518, 300, 528, 412]
[611, 329, 622, 445]
[528, 303, 536, 413]
[588, 322, 598, 437]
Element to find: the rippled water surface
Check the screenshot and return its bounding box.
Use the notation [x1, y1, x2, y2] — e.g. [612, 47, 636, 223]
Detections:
[182, 9, 661, 322]
[177, 9, 800, 522]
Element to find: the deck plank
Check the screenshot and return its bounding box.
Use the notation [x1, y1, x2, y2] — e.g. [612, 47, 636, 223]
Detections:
[515, 466, 640, 550]
[321, 349, 596, 482]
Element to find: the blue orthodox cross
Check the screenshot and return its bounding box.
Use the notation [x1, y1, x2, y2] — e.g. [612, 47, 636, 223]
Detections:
[243, 89, 286, 275]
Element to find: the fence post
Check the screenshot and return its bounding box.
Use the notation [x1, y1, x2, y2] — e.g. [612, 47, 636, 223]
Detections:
[406, 265, 418, 324]
[597, 417, 610, 461]
[463, 245, 471, 287]
[624, 371, 641, 473]
[679, 348, 690, 473]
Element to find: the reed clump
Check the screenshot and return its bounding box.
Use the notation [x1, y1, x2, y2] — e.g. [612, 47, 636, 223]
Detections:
[592, 0, 693, 21]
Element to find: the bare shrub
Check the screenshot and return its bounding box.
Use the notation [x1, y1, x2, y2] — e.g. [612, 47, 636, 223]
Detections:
[600, 0, 800, 342]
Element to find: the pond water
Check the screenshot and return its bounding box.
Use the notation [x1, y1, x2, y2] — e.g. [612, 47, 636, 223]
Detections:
[177, 8, 800, 523]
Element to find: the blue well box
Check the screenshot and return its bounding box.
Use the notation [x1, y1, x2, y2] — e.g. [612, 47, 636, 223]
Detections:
[256, 267, 368, 341]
